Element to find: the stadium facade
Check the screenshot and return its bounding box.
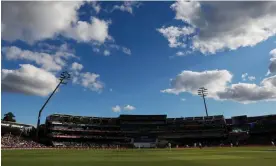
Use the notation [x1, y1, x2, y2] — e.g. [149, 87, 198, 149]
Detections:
[43, 114, 276, 148]
[1, 121, 34, 137]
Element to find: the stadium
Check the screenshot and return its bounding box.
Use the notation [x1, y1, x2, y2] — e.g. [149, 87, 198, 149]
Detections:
[2, 1, 276, 166]
[2, 113, 276, 166]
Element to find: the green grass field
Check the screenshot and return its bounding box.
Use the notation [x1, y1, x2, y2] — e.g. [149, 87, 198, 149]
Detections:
[2, 147, 276, 166]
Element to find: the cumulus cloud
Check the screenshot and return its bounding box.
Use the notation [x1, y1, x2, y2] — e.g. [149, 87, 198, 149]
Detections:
[93, 48, 100, 53]
[112, 105, 121, 112]
[176, 51, 185, 56]
[241, 73, 248, 81]
[159, 1, 276, 54]
[122, 47, 131, 55]
[103, 50, 111, 56]
[157, 26, 194, 48]
[71, 62, 83, 71]
[2, 46, 76, 72]
[270, 48, 276, 57]
[269, 48, 276, 74]
[2, 45, 104, 95]
[218, 75, 276, 103]
[217, 80, 276, 104]
[68, 62, 104, 93]
[171, 1, 201, 25]
[112, 1, 141, 14]
[64, 17, 110, 43]
[163, 69, 276, 103]
[90, 1, 101, 14]
[248, 76, 256, 81]
[108, 44, 132, 56]
[162, 70, 232, 99]
[123, 105, 136, 111]
[170, 51, 193, 58]
[73, 72, 104, 92]
[241, 73, 256, 81]
[112, 104, 136, 112]
[1, 64, 58, 96]
[36, 43, 76, 55]
[1, 1, 82, 43]
[2, 2, 110, 44]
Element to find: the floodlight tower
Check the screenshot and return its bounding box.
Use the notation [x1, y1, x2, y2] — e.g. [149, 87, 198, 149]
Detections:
[198, 87, 209, 117]
[36, 71, 71, 140]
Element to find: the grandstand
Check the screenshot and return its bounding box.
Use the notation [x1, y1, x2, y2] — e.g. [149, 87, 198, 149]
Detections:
[45, 114, 129, 148]
[44, 114, 228, 148]
[1, 121, 34, 136]
[2, 114, 276, 149]
[1, 121, 45, 148]
[40, 114, 275, 148]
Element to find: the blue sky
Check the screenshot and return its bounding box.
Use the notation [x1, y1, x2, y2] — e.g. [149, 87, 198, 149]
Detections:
[1, 1, 276, 125]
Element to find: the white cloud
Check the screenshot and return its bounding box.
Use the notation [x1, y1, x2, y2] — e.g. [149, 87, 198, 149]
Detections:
[269, 48, 276, 74]
[241, 73, 248, 81]
[217, 76, 276, 103]
[91, 1, 101, 14]
[2, 46, 76, 72]
[171, 1, 201, 25]
[93, 48, 100, 53]
[176, 51, 185, 56]
[269, 60, 276, 75]
[1, 64, 58, 96]
[241, 73, 255, 81]
[157, 26, 194, 48]
[162, 70, 232, 99]
[103, 50, 111, 56]
[112, 1, 141, 14]
[122, 47, 131, 55]
[181, 98, 186, 101]
[2, 1, 82, 43]
[171, 51, 193, 58]
[248, 76, 256, 81]
[2, 2, 111, 44]
[112, 105, 121, 112]
[108, 44, 131, 55]
[269, 48, 276, 57]
[67, 61, 104, 93]
[163, 69, 276, 103]
[109, 44, 120, 50]
[177, 51, 193, 57]
[71, 62, 83, 71]
[73, 72, 104, 92]
[65, 17, 110, 44]
[160, 1, 276, 54]
[69, 63, 104, 92]
[123, 105, 136, 111]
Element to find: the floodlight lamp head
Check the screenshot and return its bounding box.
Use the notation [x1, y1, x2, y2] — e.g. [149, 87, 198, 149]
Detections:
[198, 87, 208, 97]
[59, 71, 71, 84]
[59, 71, 71, 79]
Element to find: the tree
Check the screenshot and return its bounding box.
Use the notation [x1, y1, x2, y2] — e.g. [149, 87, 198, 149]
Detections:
[2, 112, 16, 122]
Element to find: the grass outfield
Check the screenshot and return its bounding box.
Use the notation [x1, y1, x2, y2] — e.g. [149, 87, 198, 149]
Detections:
[2, 147, 276, 166]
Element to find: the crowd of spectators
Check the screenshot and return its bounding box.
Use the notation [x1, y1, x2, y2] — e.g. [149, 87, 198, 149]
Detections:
[51, 126, 121, 133]
[1, 134, 46, 148]
[51, 132, 130, 140]
[52, 141, 132, 149]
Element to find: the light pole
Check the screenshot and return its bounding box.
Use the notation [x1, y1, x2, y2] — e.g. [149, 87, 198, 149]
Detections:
[198, 87, 209, 117]
[36, 71, 70, 140]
